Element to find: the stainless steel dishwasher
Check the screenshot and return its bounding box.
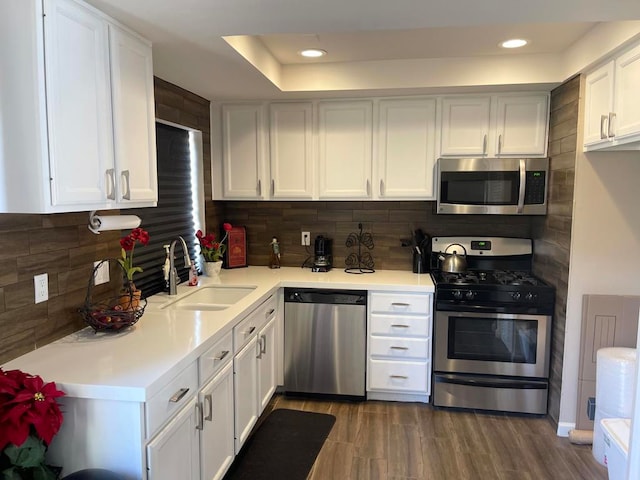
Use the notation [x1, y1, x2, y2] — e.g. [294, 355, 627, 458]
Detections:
[284, 288, 367, 399]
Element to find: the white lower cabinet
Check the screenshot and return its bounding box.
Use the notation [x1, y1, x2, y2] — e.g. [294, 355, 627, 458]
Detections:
[233, 336, 260, 453]
[257, 317, 277, 412]
[367, 291, 433, 403]
[147, 397, 200, 480]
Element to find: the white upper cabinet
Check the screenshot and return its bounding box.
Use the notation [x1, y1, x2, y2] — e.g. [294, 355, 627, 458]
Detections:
[494, 95, 549, 156]
[318, 100, 373, 199]
[440, 96, 492, 156]
[222, 104, 266, 199]
[0, 0, 157, 213]
[269, 103, 314, 199]
[109, 23, 157, 203]
[377, 98, 437, 199]
[440, 94, 549, 158]
[584, 40, 640, 151]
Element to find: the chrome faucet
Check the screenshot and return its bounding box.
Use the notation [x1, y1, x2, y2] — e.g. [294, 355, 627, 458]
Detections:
[166, 236, 192, 295]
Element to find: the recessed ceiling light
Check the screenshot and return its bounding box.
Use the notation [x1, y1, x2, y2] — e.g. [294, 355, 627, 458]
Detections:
[299, 48, 327, 58]
[500, 39, 528, 49]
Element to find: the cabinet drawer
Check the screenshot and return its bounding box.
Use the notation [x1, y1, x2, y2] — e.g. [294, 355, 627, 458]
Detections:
[368, 359, 429, 393]
[370, 292, 431, 315]
[370, 313, 430, 337]
[146, 361, 198, 439]
[369, 336, 430, 359]
[234, 295, 276, 350]
[199, 330, 233, 385]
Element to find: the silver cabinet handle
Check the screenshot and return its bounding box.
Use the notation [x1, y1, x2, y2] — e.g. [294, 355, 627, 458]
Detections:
[482, 133, 487, 155]
[497, 134, 502, 154]
[195, 402, 203, 430]
[121, 170, 131, 200]
[366, 179, 371, 196]
[204, 394, 213, 422]
[608, 112, 616, 138]
[271, 179, 275, 196]
[169, 387, 190, 403]
[260, 334, 267, 355]
[266, 308, 275, 318]
[390, 346, 409, 350]
[256, 337, 262, 359]
[391, 302, 410, 307]
[390, 324, 410, 328]
[214, 350, 229, 361]
[380, 179, 385, 196]
[105, 169, 116, 200]
[257, 179, 262, 196]
[390, 375, 408, 379]
[600, 115, 609, 139]
[243, 326, 256, 337]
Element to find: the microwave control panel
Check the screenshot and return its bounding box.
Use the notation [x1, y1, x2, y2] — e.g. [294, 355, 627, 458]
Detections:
[524, 171, 546, 204]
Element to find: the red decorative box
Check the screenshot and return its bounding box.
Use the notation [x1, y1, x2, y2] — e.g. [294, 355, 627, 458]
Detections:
[224, 225, 247, 268]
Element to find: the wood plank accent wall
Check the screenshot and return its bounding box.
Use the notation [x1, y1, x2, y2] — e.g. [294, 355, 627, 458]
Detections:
[532, 74, 580, 426]
[0, 78, 210, 364]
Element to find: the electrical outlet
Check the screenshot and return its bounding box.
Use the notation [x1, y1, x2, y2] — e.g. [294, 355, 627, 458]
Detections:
[301, 231, 310, 246]
[34, 273, 48, 304]
[94, 261, 110, 285]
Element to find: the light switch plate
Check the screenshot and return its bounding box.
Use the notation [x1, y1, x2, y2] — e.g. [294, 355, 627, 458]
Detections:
[94, 261, 110, 285]
[34, 273, 48, 303]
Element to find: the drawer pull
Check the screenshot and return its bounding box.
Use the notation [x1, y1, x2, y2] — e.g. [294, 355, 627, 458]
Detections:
[391, 302, 410, 307]
[204, 394, 213, 421]
[390, 346, 409, 350]
[214, 350, 229, 361]
[266, 308, 275, 317]
[390, 324, 410, 328]
[169, 387, 190, 403]
[244, 326, 256, 336]
[195, 402, 203, 431]
[390, 375, 409, 379]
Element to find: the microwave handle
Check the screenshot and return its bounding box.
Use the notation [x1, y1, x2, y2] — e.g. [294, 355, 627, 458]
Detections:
[517, 159, 526, 214]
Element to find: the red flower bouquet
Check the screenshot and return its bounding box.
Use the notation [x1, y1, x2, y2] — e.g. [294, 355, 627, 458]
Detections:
[117, 228, 150, 282]
[0, 368, 65, 479]
[197, 223, 232, 262]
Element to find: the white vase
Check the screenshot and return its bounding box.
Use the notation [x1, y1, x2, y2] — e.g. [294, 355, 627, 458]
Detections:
[204, 261, 223, 277]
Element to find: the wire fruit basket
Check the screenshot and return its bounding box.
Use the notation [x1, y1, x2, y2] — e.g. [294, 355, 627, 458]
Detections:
[79, 259, 146, 333]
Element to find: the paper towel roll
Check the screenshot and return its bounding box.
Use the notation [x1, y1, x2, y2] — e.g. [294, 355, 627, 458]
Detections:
[88, 212, 141, 234]
[596, 347, 637, 417]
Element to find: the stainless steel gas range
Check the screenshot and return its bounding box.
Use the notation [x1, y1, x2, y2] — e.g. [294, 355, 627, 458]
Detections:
[430, 237, 555, 415]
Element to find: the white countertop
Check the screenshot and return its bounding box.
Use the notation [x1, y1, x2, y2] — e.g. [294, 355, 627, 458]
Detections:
[3, 266, 434, 403]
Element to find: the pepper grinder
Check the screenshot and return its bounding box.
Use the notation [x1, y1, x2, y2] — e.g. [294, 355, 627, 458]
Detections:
[269, 237, 281, 269]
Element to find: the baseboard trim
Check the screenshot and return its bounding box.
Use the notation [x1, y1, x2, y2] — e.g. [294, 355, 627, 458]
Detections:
[557, 422, 575, 437]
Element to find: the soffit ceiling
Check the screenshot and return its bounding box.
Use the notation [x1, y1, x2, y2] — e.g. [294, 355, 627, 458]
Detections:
[84, 0, 640, 100]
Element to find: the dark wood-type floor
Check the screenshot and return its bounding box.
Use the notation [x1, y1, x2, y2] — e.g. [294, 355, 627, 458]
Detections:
[263, 394, 608, 480]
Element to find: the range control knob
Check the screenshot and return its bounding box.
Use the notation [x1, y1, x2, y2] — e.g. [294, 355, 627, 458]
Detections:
[511, 291, 522, 301]
[465, 291, 475, 300]
[525, 292, 537, 302]
[452, 290, 463, 300]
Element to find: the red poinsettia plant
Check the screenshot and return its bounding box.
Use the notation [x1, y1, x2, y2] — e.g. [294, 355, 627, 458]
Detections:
[0, 368, 65, 480]
[117, 228, 150, 282]
[197, 223, 232, 262]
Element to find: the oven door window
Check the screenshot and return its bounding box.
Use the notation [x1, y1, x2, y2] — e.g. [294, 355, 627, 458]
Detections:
[448, 316, 538, 364]
[440, 171, 520, 205]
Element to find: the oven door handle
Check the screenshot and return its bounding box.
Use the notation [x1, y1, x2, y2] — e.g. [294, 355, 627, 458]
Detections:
[517, 158, 526, 214]
[435, 374, 547, 390]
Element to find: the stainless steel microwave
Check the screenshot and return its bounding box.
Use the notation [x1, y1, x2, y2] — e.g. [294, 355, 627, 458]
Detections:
[436, 157, 549, 215]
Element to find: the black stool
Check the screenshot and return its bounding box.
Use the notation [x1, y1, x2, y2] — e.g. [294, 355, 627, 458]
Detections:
[62, 469, 123, 480]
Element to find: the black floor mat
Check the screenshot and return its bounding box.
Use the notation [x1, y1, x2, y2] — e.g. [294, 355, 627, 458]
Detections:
[223, 408, 336, 480]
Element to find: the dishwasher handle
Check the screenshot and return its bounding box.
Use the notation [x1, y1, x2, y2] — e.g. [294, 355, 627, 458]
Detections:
[284, 288, 367, 305]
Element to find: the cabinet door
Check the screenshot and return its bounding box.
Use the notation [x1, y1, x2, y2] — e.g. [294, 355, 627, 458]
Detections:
[269, 103, 314, 199]
[614, 42, 640, 140]
[494, 94, 549, 156]
[109, 24, 157, 205]
[377, 99, 436, 199]
[583, 61, 615, 147]
[233, 336, 259, 453]
[146, 397, 199, 480]
[318, 101, 373, 198]
[200, 362, 235, 480]
[440, 97, 491, 156]
[222, 105, 266, 199]
[44, 0, 114, 207]
[257, 317, 277, 414]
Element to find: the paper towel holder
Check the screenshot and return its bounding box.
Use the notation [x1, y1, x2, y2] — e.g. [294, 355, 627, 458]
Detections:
[88, 211, 142, 234]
